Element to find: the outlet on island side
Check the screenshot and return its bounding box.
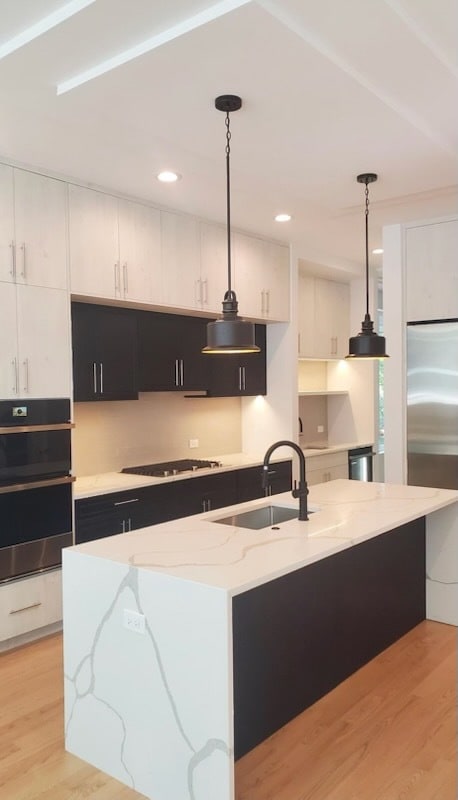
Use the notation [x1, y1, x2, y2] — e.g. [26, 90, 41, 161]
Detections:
[123, 608, 146, 635]
[189, 439, 199, 449]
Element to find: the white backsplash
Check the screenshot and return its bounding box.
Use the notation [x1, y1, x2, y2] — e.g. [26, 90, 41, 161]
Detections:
[72, 393, 242, 476]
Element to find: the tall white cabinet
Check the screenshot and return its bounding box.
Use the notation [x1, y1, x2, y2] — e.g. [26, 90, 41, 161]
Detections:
[0, 164, 71, 399]
[298, 273, 350, 359]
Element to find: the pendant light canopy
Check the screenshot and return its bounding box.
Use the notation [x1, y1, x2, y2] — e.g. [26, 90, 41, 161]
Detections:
[346, 173, 389, 360]
[202, 95, 260, 355]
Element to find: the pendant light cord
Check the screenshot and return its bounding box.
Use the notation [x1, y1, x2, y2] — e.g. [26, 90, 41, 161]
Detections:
[364, 180, 370, 318]
[225, 110, 233, 297]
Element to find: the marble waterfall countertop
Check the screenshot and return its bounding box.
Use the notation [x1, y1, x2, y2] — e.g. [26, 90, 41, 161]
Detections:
[68, 479, 458, 595]
[73, 444, 370, 499]
[63, 479, 458, 800]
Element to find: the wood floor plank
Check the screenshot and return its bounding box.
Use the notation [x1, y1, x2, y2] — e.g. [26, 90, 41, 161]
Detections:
[0, 621, 455, 800]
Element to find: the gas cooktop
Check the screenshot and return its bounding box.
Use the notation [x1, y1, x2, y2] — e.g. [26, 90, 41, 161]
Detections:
[121, 458, 223, 478]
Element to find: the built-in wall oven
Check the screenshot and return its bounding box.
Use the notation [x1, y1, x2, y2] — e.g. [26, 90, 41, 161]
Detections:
[0, 399, 74, 583]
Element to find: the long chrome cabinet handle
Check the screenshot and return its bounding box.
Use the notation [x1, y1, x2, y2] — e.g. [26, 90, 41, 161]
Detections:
[99, 362, 103, 394]
[114, 498, 139, 506]
[23, 358, 29, 393]
[202, 278, 208, 305]
[9, 602, 42, 615]
[11, 358, 18, 394]
[20, 243, 26, 279]
[123, 262, 128, 296]
[0, 474, 75, 495]
[9, 241, 16, 279]
[180, 359, 184, 386]
[174, 359, 180, 387]
[265, 289, 270, 315]
[93, 362, 97, 393]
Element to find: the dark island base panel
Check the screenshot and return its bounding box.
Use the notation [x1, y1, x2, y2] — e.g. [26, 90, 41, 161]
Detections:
[232, 518, 426, 760]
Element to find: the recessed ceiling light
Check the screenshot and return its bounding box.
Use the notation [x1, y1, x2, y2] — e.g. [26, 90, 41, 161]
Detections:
[372, 248, 384, 254]
[274, 213, 292, 222]
[157, 171, 181, 183]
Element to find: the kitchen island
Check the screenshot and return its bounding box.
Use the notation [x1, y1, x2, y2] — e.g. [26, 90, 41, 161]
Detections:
[63, 479, 458, 800]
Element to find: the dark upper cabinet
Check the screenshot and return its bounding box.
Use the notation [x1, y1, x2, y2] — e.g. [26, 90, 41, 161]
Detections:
[206, 325, 266, 397]
[72, 302, 138, 402]
[138, 311, 209, 392]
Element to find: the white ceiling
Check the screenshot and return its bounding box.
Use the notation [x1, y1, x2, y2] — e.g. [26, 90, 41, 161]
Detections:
[1, 0, 457, 277]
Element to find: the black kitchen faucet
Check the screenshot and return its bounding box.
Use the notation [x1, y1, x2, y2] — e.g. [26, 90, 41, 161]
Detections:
[262, 440, 309, 521]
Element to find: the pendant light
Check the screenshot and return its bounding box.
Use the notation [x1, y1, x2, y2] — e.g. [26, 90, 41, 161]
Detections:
[346, 173, 389, 360]
[202, 95, 260, 354]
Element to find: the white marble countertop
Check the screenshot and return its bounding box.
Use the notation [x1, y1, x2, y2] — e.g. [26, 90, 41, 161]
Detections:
[73, 451, 292, 498]
[69, 479, 458, 596]
[74, 445, 372, 499]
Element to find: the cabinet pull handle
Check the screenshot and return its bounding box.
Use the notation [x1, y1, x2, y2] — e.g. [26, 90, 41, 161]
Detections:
[9, 241, 16, 279]
[128, 518, 132, 532]
[20, 242, 26, 279]
[23, 358, 29, 393]
[123, 262, 128, 296]
[196, 279, 202, 305]
[114, 262, 120, 295]
[202, 278, 208, 305]
[202, 499, 206, 512]
[238, 366, 243, 392]
[99, 362, 103, 394]
[114, 498, 139, 506]
[122, 519, 126, 533]
[174, 359, 180, 387]
[180, 359, 184, 386]
[93, 362, 98, 393]
[265, 290, 270, 315]
[242, 366, 246, 391]
[9, 602, 42, 615]
[12, 358, 18, 394]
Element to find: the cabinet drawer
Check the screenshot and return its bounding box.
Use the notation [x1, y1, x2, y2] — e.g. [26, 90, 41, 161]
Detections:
[305, 450, 348, 471]
[0, 569, 62, 641]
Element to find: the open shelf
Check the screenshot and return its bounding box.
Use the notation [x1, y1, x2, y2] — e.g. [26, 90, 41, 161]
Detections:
[298, 391, 349, 396]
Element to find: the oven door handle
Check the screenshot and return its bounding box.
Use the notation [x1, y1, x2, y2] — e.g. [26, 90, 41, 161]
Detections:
[0, 422, 74, 434]
[0, 475, 75, 495]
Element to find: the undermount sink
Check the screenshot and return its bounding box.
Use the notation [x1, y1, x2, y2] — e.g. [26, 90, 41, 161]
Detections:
[212, 504, 313, 530]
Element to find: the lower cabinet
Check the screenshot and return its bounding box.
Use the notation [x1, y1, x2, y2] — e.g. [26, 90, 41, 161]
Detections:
[232, 517, 426, 758]
[0, 568, 62, 644]
[75, 461, 292, 544]
[305, 450, 348, 485]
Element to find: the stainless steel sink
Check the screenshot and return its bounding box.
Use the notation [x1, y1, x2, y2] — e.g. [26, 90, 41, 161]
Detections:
[212, 504, 309, 530]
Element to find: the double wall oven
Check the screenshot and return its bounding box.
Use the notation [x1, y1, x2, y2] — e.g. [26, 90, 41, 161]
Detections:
[0, 399, 74, 583]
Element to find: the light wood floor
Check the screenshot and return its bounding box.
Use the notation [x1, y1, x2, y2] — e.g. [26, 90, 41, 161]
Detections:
[0, 621, 455, 800]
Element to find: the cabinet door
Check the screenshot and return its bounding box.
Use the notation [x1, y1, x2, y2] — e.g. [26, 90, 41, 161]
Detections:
[161, 211, 200, 309]
[314, 278, 349, 359]
[406, 221, 458, 321]
[233, 232, 264, 319]
[207, 325, 266, 396]
[298, 274, 316, 357]
[13, 170, 68, 290]
[199, 222, 228, 313]
[138, 312, 208, 392]
[118, 199, 162, 303]
[72, 303, 138, 401]
[262, 242, 290, 322]
[0, 164, 15, 284]
[16, 285, 71, 398]
[171, 472, 238, 517]
[69, 185, 119, 298]
[0, 282, 19, 398]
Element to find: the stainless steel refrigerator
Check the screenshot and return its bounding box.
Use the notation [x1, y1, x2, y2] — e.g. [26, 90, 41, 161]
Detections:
[407, 320, 458, 490]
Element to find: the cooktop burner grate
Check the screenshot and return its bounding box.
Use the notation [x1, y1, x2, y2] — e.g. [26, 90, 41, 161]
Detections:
[121, 459, 222, 477]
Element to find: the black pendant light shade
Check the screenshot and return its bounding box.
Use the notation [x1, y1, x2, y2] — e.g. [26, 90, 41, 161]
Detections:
[346, 173, 389, 360]
[202, 95, 260, 355]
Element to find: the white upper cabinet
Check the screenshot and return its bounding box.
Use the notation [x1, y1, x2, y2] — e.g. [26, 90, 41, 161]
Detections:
[406, 220, 458, 321]
[69, 185, 161, 303]
[69, 184, 119, 298]
[199, 222, 228, 314]
[0, 165, 67, 290]
[233, 232, 290, 321]
[298, 273, 315, 357]
[160, 211, 201, 309]
[0, 283, 71, 398]
[118, 199, 161, 302]
[298, 275, 350, 359]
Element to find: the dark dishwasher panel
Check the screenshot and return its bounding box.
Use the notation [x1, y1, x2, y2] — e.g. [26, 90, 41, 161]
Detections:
[348, 447, 374, 482]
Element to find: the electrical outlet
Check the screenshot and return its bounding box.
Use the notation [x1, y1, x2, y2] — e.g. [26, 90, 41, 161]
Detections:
[317, 425, 324, 433]
[189, 438, 199, 449]
[123, 608, 145, 635]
